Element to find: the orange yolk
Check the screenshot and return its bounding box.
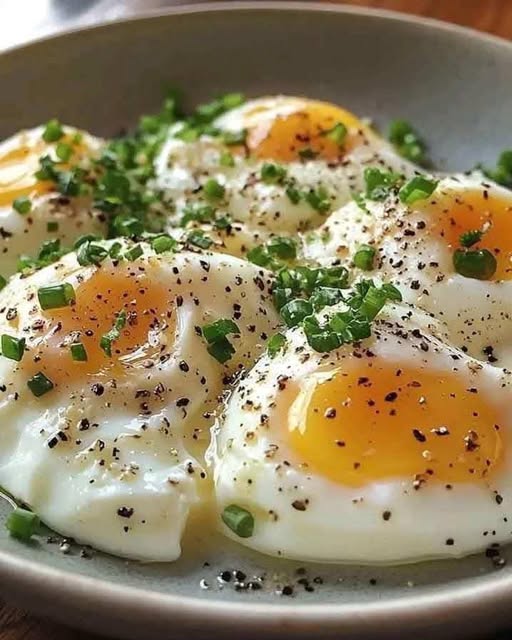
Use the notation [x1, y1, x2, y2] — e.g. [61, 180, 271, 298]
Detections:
[243, 100, 366, 162]
[26, 265, 176, 388]
[0, 132, 92, 207]
[431, 188, 512, 280]
[288, 363, 503, 487]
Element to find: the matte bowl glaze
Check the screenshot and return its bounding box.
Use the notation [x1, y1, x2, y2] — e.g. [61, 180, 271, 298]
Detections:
[1, 3, 512, 638]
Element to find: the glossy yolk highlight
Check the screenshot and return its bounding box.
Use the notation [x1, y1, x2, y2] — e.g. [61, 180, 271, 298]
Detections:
[244, 100, 367, 162]
[432, 188, 512, 280]
[25, 265, 176, 388]
[0, 132, 91, 207]
[288, 362, 503, 487]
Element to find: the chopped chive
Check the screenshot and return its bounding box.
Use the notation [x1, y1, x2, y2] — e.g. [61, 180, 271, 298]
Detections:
[353, 192, 370, 213]
[77, 242, 108, 266]
[202, 318, 240, 364]
[358, 286, 389, 320]
[37, 283, 75, 310]
[305, 330, 341, 353]
[202, 318, 240, 343]
[35, 155, 58, 182]
[398, 176, 438, 204]
[27, 372, 54, 397]
[42, 118, 64, 143]
[1, 334, 25, 362]
[322, 121, 348, 146]
[151, 234, 176, 254]
[261, 163, 287, 185]
[6, 507, 40, 541]
[285, 185, 302, 205]
[46, 221, 59, 232]
[203, 178, 225, 201]
[100, 310, 126, 357]
[115, 217, 144, 237]
[353, 244, 376, 271]
[267, 236, 297, 260]
[70, 342, 88, 362]
[453, 248, 497, 280]
[219, 151, 235, 167]
[73, 234, 101, 249]
[364, 167, 402, 201]
[188, 230, 213, 249]
[222, 129, 247, 146]
[124, 244, 144, 261]
[268, 333, 287, 358]
[459, 229, 483, 248]
[280, 299, 313, 327]
[0, 275, 6, 291]
[109, 242, 123, 259]
[207, 338, 235, 364]
[214, 214, 232, 230]
[221, 504, 254, 538]
[247, 245, 272, 268]
[181, 204, 215, 227]
[13, 196, 32, 215]
[305, 186, 331, 213]
[480, 150, 512, 188]
[388, 119, 428, 165]
[55, 141, 73, 162]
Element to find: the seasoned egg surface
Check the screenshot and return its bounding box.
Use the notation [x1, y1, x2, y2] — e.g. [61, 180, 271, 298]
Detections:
[0, 244, 279, 560]
[212, 303, 512, 564]
[0, 126, 106, 277]
[305, 174, 512, 368]
[152, 96, 416, 258]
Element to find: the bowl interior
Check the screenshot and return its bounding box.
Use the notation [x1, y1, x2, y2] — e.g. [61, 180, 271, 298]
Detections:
[1, 2, 512, 634]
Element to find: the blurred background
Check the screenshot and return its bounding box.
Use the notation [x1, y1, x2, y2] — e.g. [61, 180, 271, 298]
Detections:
[1, 0, 511, 52]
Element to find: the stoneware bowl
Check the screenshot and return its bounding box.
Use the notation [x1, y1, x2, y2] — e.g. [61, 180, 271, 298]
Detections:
[1, 3, 512, 639]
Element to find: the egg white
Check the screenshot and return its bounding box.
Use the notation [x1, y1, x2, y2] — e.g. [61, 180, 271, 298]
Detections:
[152, 96, 416, 258]
[0, 244, 279, 560]
[0, 126, 107, 277]
[305, 173, 512, 368]
[211, 303, 512, 564]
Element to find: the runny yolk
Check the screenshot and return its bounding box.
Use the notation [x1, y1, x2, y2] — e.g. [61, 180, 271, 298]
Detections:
[25, 265, 176, 388]
[0, 132, 91, 207]
[431, 188, 512, 280]
[243, 100, 367, 162]
[288, 363, 503, 487]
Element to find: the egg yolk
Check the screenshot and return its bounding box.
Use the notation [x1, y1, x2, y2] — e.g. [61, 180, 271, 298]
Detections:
[25, 264, 176, 388]
[0, 131, 91, 207]
[288, 362, 503, 487]
[243, 99, 367, 162]
[431, 188, 512, 280]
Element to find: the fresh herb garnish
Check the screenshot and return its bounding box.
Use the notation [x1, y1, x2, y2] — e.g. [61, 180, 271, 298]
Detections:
[388, 120, 428, 166]
[100, 310, 127, 357]
[37, 283, 75, 310]
[1, 334, 25, 362]
[453, 248, 497, 280]
[221, 504, 254, 538]
[27, 372, 54, 397]
[201, 318, 240, 364]
[398, 176, 438, 204]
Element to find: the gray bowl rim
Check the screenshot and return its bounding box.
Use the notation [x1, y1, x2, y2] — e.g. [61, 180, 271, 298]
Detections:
[2, 1, 512, 634]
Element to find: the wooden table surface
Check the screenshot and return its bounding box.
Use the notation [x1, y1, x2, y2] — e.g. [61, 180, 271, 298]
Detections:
[2, 1, 512, 639]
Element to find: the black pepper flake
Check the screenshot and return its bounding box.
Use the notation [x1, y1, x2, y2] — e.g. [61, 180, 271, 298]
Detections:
[382, 510, 392, 521]
[384, 391, 398, 402]
[292, 500, 307, 511]
[91, 383, 104, 396]
[412, 429, 426, 443]
[281, 585, 294, 596]
[176, 397, 190, 407]
[117, 507, 134, 518]
[446, 538, 455, 546]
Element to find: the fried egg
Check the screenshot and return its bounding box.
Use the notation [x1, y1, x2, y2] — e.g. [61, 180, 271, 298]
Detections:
[0, 243, 279, 560]
[0, 126, 106, 277]
[212, 303, 512, 563]
[305, 173, 512, 367]
[153, 96, 415, 258]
